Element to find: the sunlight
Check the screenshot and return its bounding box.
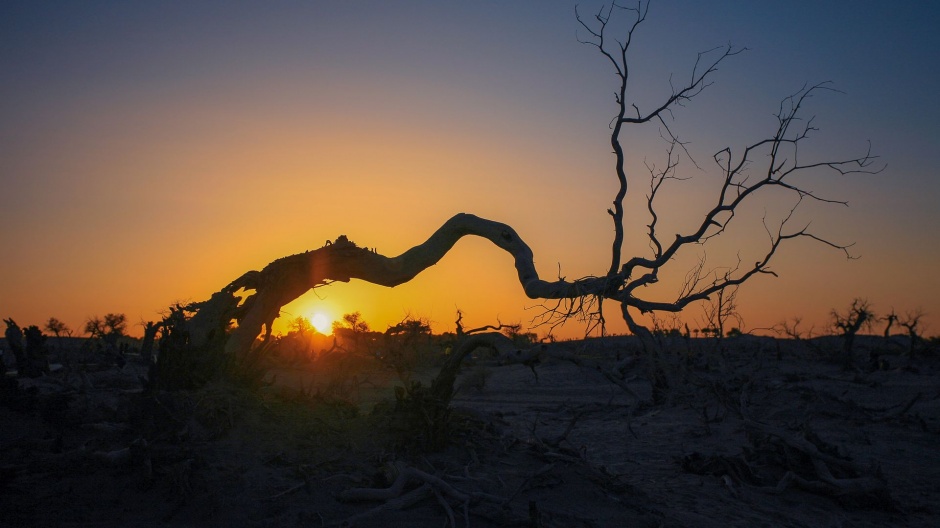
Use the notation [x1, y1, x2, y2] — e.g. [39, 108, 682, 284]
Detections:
[309, 311, 333, 335]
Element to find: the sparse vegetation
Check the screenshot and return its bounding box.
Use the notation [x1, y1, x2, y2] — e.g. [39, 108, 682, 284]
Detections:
[2, 301, 939, 525]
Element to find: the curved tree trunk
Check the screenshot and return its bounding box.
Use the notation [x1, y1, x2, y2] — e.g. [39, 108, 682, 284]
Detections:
[189, 213, 607, 360]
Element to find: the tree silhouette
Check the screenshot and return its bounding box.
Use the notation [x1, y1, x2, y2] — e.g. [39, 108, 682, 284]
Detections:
[832, 298, 875, 369]
[85, 312, 128, 353]
[3, 319, 26, 375]
[1, 319, 48, 377]
[289, 315, 313, 337]
[179, 2, 879, 362]
[44, 317, 71, 340]
[22, 326, 50, 377]
[333, 312, 370, 335]
[332, 312, 372, 351]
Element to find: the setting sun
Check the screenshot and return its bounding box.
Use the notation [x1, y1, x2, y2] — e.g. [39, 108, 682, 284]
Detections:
[309, 312, 333, 335]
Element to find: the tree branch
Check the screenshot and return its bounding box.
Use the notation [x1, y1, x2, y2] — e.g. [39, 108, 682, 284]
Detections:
[204, 214, 609, 359]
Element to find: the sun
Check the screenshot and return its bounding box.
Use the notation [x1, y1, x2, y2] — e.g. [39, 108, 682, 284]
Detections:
[309, 312, 333, 334]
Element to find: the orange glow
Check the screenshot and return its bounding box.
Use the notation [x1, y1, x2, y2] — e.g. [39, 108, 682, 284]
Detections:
[309, 312, 332, 335]
[0, 3, 935, 341]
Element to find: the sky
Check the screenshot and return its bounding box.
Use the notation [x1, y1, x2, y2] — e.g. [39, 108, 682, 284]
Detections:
[2, 1, 938, 339]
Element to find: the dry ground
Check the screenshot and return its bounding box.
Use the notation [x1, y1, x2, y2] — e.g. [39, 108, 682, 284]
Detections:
[1, 335, 938, 527]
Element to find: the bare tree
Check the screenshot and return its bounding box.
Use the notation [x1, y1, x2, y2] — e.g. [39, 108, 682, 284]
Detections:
[179, 2, 879, 364]
[882, 309, 898, 338]
[898, 309, 926, 357]
[701, 285, 743, 339]
[831, 298, 875, 369]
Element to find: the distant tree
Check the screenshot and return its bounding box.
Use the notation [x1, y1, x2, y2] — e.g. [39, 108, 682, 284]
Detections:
[333, 312, 370, 335]
[701, 286, 743, 340]
[84, 316, 105, 339]
[45, 317, 72, 356]
[44, 317, 71, 339]
[882, 309, 898, 338]
[22, 325, 50, 377]
[383, 316, 435, 385]
[103, 313, 127, 336]
[3, 318, 26, 375]
[898, 309, 926, 358]
[332, 312, 372, 351]
[140, 320, 161, 363]
[831, 299, 875, 369]
[289, 316, 313, 337]
[84, 312, 127, 351]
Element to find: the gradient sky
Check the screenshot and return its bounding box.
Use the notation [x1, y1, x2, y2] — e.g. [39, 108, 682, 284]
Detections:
[2, 1, 938, 339]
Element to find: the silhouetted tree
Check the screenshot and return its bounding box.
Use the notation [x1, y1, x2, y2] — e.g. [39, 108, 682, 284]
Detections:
[332, 312, 372, 351]
[84, 316, 103, 338]
[898, 309, 926, 358]
[1, 320, 49, 378]
[289, 316, 313, 337]
[103, 313, 127, 336]
[22, 325, 50, 377]
[44, 317, 70, 340]
[882, 309, 898, 338]
[3, 319, 25, 375]
[334, 312, 370, 334]
[832, 299, 875, 369]
[84, 313, 126, 347]
[83, 312, 129, 367]
[383, 316, 435, 386]
[701, 286, 742, 340]
[44, 317, 72, 360]
[140, 320, 162, 363]
[179, 1, 880, 367]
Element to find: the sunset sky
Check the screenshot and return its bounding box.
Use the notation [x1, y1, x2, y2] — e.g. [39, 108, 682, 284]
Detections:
[2, 1, 938, 339]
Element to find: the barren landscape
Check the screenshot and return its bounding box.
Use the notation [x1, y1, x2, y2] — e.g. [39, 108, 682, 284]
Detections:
[3, 3, 938, 527]
[2, 333, 937, 527]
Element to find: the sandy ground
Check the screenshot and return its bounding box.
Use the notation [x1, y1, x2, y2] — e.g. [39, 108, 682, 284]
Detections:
[1, 335, 938, 527]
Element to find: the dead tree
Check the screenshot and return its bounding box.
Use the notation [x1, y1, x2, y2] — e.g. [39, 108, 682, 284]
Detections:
[180, 2, 880, 368]
[701, 285, 743, 340]
[3, 319, 26, 376]
[832, 299, 875, 369]
[898, 309, 926, 358]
